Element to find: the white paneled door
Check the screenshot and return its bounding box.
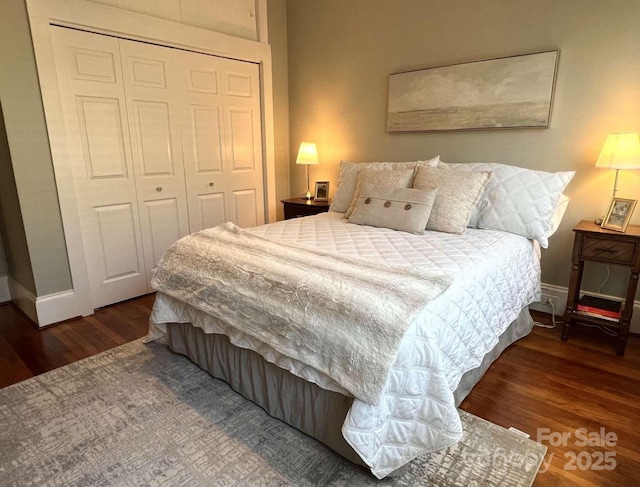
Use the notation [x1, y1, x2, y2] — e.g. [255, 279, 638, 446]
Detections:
[118, 39, 190, 285]
[51, 26, 265, 309]
[51, 28, 148, 309]
[178, 50, 264, 231]
[222, 59, 264, 228]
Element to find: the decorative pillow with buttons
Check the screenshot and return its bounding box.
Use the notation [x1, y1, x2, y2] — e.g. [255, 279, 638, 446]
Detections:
[344, 167, 417, 219]
[348, 183, 438, 234]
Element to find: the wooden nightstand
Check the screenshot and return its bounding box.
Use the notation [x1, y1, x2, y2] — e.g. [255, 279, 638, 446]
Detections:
[281, 198, 331, 220]
[562, 220, 640, 356]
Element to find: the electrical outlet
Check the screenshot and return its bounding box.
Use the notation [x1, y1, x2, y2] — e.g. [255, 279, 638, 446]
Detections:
[541, 293, 556, 307]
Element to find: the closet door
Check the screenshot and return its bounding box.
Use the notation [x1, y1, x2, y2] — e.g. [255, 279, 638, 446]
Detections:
[220, 58, 265, 228]
[178, 50, 227, 230]
[51, 27, 148, 308]
[51, 27, 267, 310]
[179, 52, 265, 231]
[118, 39, 190, 284]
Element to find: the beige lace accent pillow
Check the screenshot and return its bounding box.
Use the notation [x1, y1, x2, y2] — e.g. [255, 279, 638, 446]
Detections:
[344, 168, 415, 218]
[329, 156, 439, 213]
[348, 183, 437, 234]
[413, 166, 492, 234]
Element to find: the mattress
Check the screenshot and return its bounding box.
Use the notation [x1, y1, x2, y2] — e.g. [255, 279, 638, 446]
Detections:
[149, 212, 541, 477]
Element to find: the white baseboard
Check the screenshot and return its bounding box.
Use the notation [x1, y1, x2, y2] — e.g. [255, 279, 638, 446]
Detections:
[530, 282, 640, 334]
[8, 276, 38, 324]
[0, 275, 9, 303]
[7, 277, 85, 327]
[36, 290, 83, 327]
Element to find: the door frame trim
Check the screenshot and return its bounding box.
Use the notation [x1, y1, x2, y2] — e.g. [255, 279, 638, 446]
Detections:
[26, 0, 276, 323]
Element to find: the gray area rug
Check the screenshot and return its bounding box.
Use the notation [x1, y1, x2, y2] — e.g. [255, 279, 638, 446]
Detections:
[0, 340, 546, 486]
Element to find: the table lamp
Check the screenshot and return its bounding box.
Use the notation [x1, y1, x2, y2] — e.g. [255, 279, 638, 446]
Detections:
[595, 132, 640, 198]
[296, 142, 319, 200]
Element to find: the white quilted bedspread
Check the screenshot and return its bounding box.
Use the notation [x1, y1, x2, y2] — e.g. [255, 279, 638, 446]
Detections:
[149, 212, 541, 478]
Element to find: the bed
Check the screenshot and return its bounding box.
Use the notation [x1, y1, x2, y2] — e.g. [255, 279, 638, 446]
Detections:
[146, 159, 573, 479]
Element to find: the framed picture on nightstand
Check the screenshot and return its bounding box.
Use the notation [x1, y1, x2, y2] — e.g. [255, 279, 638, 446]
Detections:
[602, 197, 637, 232]
[314, 181, 330, 201]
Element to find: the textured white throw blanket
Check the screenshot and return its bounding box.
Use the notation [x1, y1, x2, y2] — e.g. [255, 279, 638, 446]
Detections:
[151, 222, 452, 405]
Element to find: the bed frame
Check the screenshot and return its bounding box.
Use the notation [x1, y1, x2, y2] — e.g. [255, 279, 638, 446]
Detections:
[164, 307, 534, 472]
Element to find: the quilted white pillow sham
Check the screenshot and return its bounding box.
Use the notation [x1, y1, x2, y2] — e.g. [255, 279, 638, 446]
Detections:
[438, 161, 574, 248]
[548, 194, 570, 238]
[330, 156, 440, 213]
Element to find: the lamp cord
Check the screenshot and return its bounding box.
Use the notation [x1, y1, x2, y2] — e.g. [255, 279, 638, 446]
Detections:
[597, 265, 611, 294]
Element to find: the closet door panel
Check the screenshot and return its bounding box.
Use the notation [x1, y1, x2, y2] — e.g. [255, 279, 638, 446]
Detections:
[228, 108, 256, 170]
[94, 203, 143, 282]
[192, 106, 224, 173]
[119, 39, 190, 280]
[232, 189, 258, 228]
[141, 198, 182, 266]
[180, 52, 265, 231]
[132, 101, 174, 175]
[179, 52, 228, 231]
[225, 72, 253, 98]
[51, 27, 148, 308]
[220, 59, 265, 228]
[78, 97, 129, 179]
[198, 193, 226, 229]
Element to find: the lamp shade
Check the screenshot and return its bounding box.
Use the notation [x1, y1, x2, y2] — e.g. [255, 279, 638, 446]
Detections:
[295, 142, 319, 165]
[595, 132, 640, 170]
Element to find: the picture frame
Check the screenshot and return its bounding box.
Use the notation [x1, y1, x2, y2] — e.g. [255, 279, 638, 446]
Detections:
[387, 50, 559, 132]
[601, 197, 637, 232]
[314, 181, 330, 202]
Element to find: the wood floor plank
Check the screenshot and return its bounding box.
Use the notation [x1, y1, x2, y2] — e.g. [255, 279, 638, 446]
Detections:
[460, 313, 640, 487]
[0, 300, 638, 485]
[0, 334, 33, 387]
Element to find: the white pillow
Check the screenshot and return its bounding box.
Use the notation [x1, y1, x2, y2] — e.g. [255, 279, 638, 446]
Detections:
[547, 194, 570, 238]
[438, 161, 574, 247]
[330, 156, 440, 213]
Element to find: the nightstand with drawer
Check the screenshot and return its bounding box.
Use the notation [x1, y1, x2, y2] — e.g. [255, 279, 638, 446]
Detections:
[562, 220, 640, 355]
[281, 198, 331, 220]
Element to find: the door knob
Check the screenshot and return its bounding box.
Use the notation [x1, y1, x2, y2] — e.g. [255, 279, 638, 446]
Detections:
[156, 187, 163, 192]
[209, 182, 214, 187]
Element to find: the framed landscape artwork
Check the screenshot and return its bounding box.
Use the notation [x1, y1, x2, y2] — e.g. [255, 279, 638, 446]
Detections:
[387, 50, 559, 132]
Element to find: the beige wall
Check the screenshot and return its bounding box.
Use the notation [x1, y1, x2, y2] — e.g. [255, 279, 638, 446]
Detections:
[0, 103, 37, 293]
[0, 2, 70, 296]
[267, 0, 291, 221]
[286, 0, 640, 295]
[0, 234, 6, 277]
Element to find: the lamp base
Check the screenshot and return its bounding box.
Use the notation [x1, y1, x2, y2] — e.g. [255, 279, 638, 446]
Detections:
[304, 191, 312, 200]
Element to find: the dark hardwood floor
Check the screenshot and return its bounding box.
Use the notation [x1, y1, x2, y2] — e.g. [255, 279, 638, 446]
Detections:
[0, 294, 154, 388]
[1, 297, 638, 486]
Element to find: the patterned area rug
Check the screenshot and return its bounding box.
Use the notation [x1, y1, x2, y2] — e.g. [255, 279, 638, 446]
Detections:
[0, 340, 546, 486]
